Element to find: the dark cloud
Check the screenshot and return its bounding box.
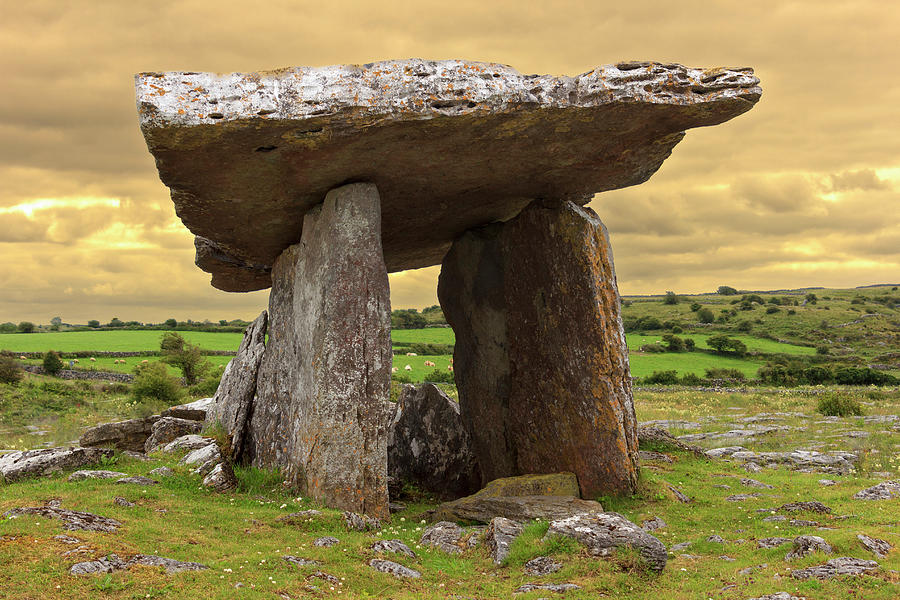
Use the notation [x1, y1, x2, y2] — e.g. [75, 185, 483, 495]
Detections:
[830, 169, 891, 192]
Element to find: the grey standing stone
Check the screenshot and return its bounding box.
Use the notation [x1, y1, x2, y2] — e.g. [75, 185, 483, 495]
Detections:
[246, 183, 391, 519]
[79, 417, 159, 453]
[544, 512, 667, 574]
[439, 200, 638, 498]
[485, 517, 524, 565]
[0, 447, 114, 482]
[204, 311, 267, 461]
[388, 383, 480, 499]
[144, 417, 202, 454]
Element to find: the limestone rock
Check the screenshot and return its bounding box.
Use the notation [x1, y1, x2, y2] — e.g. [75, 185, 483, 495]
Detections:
[144, 417, 202, 453]
[67, 470, 127, 482]
[439, 201, 638, 497]
[858, 534, 892, 558]
[246, 184, 391, 519]
[313, 537, 339, 547]
[741, 478, 774, 489]
[544, 512, 667, 574]
[469, 473, 580, 498]
[180, 443, 221, 476]
[853, 480, 900, 500]
[276, 510, 322, 525]
[485, 517, 524, 565]
[778, 501, 831, 514]
[433, 494, 604, 524]
[69, 554, 127, 575]
[116, 475, 158, 485]
[665, 483, 692, 503]
[283, 556, 321, 567]
[113, 497, 135, 507]
[757, 538, 792, 549]
[136, 60, 760, 292]
[388, 383, 480, 499]
[202, 462, 237, 492]
[371, 539, 416, 559]
[523, 556, 563, 576]
[0, 447, 114, 482]
[343, 511, 381, 532]
[161, 397, 215, 421]
[790, 557, 878, 580]
[161, 434, 207, 453]
[514, 583, 581, 594]
[641, 516, 667, 531]
[747, 594, 800, 600]
[69, 554, 208, 576]
[785, 535, 833, 560]
[637, 426, 705, 456]
[148, 466, 174, 478]
[420, 521, 480, 554]
[79, 417, 158, 453]
[204, 311, 267, 461]
[4, 506, 121, 532]
[368, 559, 420, 579]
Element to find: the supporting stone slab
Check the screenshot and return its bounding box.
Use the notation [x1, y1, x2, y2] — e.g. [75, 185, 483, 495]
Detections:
[438, 200, 638, 498]
[246, 183, 391, 519]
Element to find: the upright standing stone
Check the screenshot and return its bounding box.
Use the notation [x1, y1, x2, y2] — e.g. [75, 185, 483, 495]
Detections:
[439, 200, 638, 497]
[247, 183, 391, 519]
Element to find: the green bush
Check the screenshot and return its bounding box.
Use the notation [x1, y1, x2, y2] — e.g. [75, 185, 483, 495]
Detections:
[704, 367, 746, 381]
[644, 370, 679, 385]
[736, 320, 752, 332]
[160, 332, 211, 385]
[661, 334, 685, 352]
[766, 306, 780, 314]
[817, 394, 863, 417]
[189, 376, 221, 398]
[689, 303, 702, 312]
[696, 308, 715, 323]
[0, 356, 23, 384]
[663, 292, 680, 305]
[717, 286, 738, 295]
[707, 335, 748, 357]
[803, 366, 832, 385]
[423, 368, 455, 384]
[679, 372, 703, 386]
[42, 351, 64, 376]
[683, 338, 695, 351]
[639, 343, 666, 353]
[131, 362, 183, 405]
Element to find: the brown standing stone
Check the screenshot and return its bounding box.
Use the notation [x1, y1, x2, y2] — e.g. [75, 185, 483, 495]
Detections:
[439, 200, 638, 497]
[246, 183, 391, 519]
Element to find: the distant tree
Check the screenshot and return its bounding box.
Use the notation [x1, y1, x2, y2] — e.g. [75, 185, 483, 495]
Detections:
[689, 302, 702, 312]
[391, 309, 428, 329]
[805, 293, 818, 305]
[0, 322, 16, 333]
[0, 356, 23, 384]
[717, 286, 738, 295]
[661, 334, 686, 352]
[707, 335, 748, 357]
[87, 320, 100, 328]
[159, 332, 211, 385]
[164, 318, 178, 328]
[42, 351, 63, 375]
[106, 317, 125, 328]
[50, 316, 63, 327]
[736, 320, 752, 332]
[17, 321, 35, 333]
[663, 291, 680, 305]
[219, 319, 228, 326]
[696, 308, 715, 324]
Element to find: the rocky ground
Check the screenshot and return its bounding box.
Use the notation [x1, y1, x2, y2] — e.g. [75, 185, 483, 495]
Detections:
[0, 388, 898, 599]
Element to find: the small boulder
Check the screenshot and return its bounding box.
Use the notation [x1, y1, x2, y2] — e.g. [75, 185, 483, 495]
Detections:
[790, 557, 878, 580]
[283, 556, 320, 567]
[128, 554, 208, 574]
[113, 497, 135, 507]
[420, 521, 480, 554]
[69, 554, 127, 575]
[161, 397, 215, 421]
[371, 539, 416, 558]
[116, 476, 158, 486]
[0, 447, 114, 482]
[757, 537, 792, 549]
[641, 516, 667, 531]
[852, 480, 900, 500]
[785, 535, 833, 560]
[67, 470, 127, 482]
[544, 512, 667, 574]
[144, 417, 202, 453]
[148, 466, 174, 478]
[747, 594, 800, 600]
[523, 556, 562, 576]
[202, 462, 236, 492]
[368, 559, 421, 579]
[740, 478, 774, 489]
[514, 583, 580, 594]
[485, 517, 524, 565]
[79, 416, 159, 453]
[160, 435, 214, 453]
[433, 494, 604, 524]
[778, 501, 831, 514]
[857, 533, 892, 558]
[180, 443, 222, 476]
[343, 511, 381, 532]
[313, 536, 339, 547]
[276, 510, 322, 525]
[4, 506, 121, 532]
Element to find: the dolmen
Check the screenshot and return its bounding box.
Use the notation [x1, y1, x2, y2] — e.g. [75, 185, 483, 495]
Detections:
[136, 59, 761, 518]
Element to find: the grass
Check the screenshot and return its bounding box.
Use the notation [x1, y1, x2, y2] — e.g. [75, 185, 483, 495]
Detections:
[0, 331, 244, 352]
[2, 383, 899, 599]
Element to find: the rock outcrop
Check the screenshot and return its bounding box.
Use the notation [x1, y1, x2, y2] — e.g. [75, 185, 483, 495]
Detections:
[161, 397, 214, 421]
[204, 310, 267, 460]
[388, 383, 480, 499]
[144, 417, 202, 453]
[246, 183, 391, 519]
[79, 417, 159, 453]
[4, 506, 121, 532]
[136, 60, 760, 292]
[0, 447, 114, 482]
[439, 200, 638, 497]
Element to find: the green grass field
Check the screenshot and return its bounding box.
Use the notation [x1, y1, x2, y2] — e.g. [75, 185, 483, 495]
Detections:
[0, 331, 244, 352]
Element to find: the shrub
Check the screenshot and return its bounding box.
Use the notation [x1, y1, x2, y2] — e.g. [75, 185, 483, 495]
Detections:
[0, 356, 23, 384]
[644, 370, 680, 385]
[670, 325, 684, 334]
[766, 306, 780, 314]
[663, 292, 679, 305]
[160, 332, 211, 385]
[0, 322, 16, 333]
[423, 368, 455, 384]
[689, 303, 702, 312]
[679, 372, 703, 386]
[17, 321, 35, 333]
[707, 335, 748, 357]
[704, 367, 746, 381]
[131, 362, 183, 405]
[787, 309, 796, 315]
[803, 366, 832, 385]
[683, 338, 695, 351]
[637, 316, 662, 330]
[661, 334, 685, 352]
[815, 345, 830, 355]
[736, 320, 752, 332]
[817, 394, 863, 417]
[42, 351, 64, 376]
[639, 343, 666, 353]
[696, 308, 715, 324]
[188, 376, 221, 398]
[717, 286, 738, 295]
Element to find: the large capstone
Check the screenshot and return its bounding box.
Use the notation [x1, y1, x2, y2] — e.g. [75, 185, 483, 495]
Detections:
[205, 310, 268, 460]
[136, 59, 760, 291]
[245, 183, 391, 519]
[388, 383, 480, 499]
[439, 200, 638, 497]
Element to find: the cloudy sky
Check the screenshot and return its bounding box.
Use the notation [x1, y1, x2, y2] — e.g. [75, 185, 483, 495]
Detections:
[1, 1, 898, 324]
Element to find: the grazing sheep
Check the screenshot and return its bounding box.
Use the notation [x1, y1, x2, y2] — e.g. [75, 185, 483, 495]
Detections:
[405, 352, 418, 356]
[141, 359, 149, 364]
[391, 367, 398, 373]
[404, 364, 412, 371]
[19, 355, 26, 360]
[72, 359, 79, 364]
[89, 357, 96, 362]
[448, 365, 454, 372]
[424, 360, 435, 367]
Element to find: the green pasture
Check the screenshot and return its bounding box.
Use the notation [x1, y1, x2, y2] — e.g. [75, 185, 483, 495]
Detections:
[391, 354, 453, 381]
[626, 333, 816, 355]
[0, 330, 243, 352]
[628, 350, 762, 379]
[390, 327, 455, 346]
